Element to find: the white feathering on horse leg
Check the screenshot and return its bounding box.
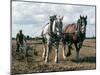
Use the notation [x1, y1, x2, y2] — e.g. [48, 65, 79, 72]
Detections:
[55, 49, 58, 63]
[63, 48, 66, 59]
[63, 44, 67, 59]
[42, 44, 46, 59]
[42, 47, 45, 59]
[45, 45, 49, 63]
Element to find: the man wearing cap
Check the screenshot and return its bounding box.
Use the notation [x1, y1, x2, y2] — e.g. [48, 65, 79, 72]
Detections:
[16, 30, 26, 52]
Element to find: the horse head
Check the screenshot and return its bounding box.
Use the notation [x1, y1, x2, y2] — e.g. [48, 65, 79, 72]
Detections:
[50, 15, 57, 22]
[77, 15, 87, 34]
[52, 16, 63, 36]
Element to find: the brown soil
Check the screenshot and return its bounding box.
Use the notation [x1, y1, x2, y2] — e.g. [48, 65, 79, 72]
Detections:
[11, 39, 96, 74]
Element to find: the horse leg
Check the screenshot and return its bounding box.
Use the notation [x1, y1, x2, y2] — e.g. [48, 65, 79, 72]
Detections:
[42, 43, 46, 60]
[62, 43, 67, 59]
[74, 43, 80, 60]
[66, 43, 72, 57]
[16, 43, 20, 52]
[55, 44, 59, 63]
[45, 44, 50, 63]
[79, 41, 83, 48]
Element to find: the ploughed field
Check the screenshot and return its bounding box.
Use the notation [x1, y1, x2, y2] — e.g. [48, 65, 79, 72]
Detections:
[11, 39, 96, 74]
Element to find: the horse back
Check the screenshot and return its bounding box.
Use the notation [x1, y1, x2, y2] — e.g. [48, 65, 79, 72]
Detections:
[63, 23, 77, 33]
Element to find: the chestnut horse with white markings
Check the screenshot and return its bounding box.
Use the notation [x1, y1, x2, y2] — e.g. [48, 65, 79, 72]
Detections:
[62, 15, 87, 60]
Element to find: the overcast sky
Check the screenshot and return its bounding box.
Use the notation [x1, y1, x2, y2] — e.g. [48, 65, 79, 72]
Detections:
[12, 1, 96, 37]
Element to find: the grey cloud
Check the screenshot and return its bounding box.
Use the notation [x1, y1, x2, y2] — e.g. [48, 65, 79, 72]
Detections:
[12, 1, 96, 37]
[12, 1, 95, 25]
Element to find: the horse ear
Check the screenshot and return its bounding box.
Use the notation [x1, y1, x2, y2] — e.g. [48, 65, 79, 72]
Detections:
[85, 16, 87, 19]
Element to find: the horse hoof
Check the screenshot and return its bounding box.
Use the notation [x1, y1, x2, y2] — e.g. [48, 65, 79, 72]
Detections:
[76, 57, 80, 62]
[55, 59, 58, 63]
[45, 60, 48, 63]
[63, 56, 66, 60]
[44, 61, 47, 63]
[55, 60, 58, 63]
[42, 56, 44, 59]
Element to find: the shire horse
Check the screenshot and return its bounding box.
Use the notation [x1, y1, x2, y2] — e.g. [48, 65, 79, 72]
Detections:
[62, 15, 87, 60]
[41, 15, 63, 63]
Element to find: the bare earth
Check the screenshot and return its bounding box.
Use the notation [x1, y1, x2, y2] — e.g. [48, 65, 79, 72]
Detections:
[11, 39, 96, 74]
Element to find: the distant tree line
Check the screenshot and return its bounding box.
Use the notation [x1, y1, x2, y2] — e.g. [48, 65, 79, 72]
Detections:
[86, 36, 96, 39]
[12, 35, 96, 40]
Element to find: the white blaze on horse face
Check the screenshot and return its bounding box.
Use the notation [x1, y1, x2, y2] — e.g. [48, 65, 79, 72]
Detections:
[52, 20, 56, 34]
[56, 28, 60, 35]
[52, 17, 63, 35]
[81, 25, 85, 33]
[81, 19, 86, 33]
